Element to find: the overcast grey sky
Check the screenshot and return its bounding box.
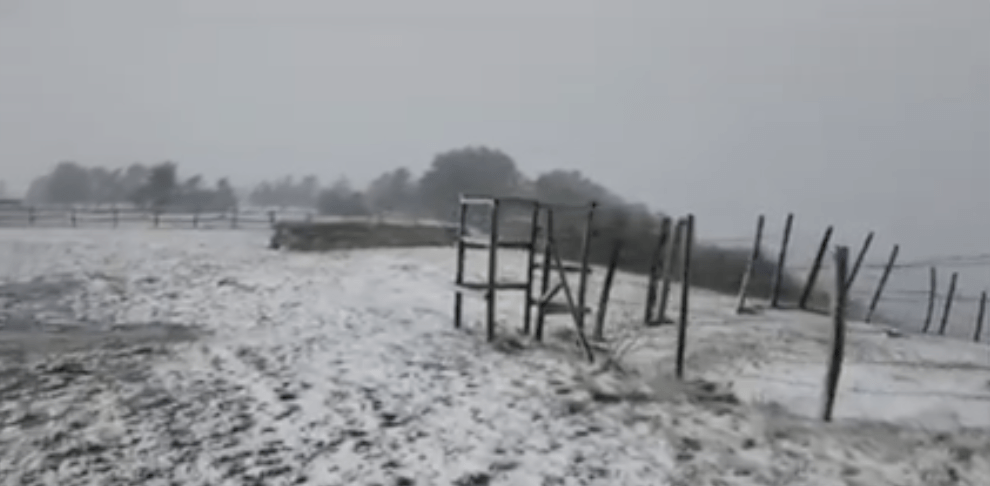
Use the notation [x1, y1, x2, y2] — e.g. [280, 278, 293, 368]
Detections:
[1, 1, 987, 262]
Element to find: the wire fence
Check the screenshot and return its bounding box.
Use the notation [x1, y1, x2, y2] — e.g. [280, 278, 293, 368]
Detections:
[697, 215, 989, 345]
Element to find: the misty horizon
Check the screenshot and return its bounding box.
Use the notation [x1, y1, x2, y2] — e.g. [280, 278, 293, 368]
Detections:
[1, 0, 987, 269]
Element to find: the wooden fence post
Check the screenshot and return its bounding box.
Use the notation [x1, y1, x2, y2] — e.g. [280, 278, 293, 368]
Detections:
[922, 267, 937, 333]
[656, 219, 683, 325]
[736, 214, 765, 314]
[534, 209, 554, 342]
[973, 291, 987, 342]
[820, 246, 849, 422]
[453, 202, 468, 329]
[192, 210, 200, 229]
[644, 218, 672, 324]
[770, 213, 794, 307]
[865, 244, 899, 323]
[575, 202, 597, 334]
[522, 202, 541, 335]
[486, 200, 500, 342]
[27, 206, 36, 226]
[799, 225, 834, 310]
[938, 272, 958, 335]
[70, 208, 77, 228]
[675, 214, 694, 380]
[153, 210, 161, 228]
[594, 238, 623, 341]
[845, 231, 874, 291]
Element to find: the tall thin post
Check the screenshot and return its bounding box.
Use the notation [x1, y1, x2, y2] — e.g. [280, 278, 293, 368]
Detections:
[973, 291, 987, 342]
[845, 231, 874, 291]
[153, 210, 160, 228]
[594, 239, 623, 341]
[820, 246, 849, 422]
[865, 244, 899, 323]
[736, 214, 765, 313]
[770, 213, 794, 307]
[922, 267, 937, 333]
[486, 200, 501, 342]
[534, 209, 554, 342]
[656, 219, 683, 325]
[522, 202, 541, 335]
[453, 202, 468, 329]
[938, 272, 958, 335]
[799, 226, 834, 309]
[645, 217, 672, 324]
[70, 208, 77, 228]
[675, 214, 694, 380]
[576, 203, 597, 334]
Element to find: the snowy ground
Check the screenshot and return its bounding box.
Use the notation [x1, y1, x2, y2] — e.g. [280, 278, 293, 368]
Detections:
[0, 228, 987, 486]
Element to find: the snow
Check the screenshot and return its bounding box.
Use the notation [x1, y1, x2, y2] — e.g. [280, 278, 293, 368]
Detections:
[1, 228, 987, 486]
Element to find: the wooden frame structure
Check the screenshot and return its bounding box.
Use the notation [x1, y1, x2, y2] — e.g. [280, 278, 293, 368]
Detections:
[452, 194, 597, 361]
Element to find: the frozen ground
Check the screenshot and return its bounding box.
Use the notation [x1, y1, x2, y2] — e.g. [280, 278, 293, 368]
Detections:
[0, 228, 987, 486]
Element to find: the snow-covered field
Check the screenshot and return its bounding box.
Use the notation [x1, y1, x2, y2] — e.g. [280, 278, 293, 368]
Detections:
[0, 228, 987, 486]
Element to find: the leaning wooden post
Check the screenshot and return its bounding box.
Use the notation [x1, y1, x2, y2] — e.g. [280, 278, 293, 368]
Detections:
[453, 201, 468, 329]
[938, 272, 958, 335]
[675, 214, 694, 380]
[656, 219, 683, 325]
[575, 202, 597, 334]
[799, 225, 834, 310]
[922, 267, 938, 333]
[522, 202, 541, 335]
[820, 246, 849, 422]
[770, 213, 794, 307]
[865, 244, 899, 323]
[973, 291, 987, 342]
[736, 214, 765, 314]
[594, 238, 623, 341]
[486, 199, 501, 342]
[845, 231, 874, 291]
[645, 217, 672, 324]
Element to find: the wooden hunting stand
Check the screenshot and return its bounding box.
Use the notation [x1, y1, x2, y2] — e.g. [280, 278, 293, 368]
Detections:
[452, 194, 598, 361]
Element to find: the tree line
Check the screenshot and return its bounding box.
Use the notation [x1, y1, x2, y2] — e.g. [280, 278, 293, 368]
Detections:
[20, 146, 804, 298]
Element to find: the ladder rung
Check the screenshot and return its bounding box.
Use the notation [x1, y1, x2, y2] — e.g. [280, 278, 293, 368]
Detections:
[457, 281, 530, 292]
[538, 302, 592, 315]
[535, 262, 591, 274]
[460, 237, 531, 250]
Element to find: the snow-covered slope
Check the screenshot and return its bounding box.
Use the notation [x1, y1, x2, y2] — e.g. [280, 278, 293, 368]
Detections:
[0, 229, 986, 486]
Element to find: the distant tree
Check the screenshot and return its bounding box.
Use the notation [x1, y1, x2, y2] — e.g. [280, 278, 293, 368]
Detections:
[417, 146, 523, 220]
[131, 162, 178, 209]
[366, 167, 417, 215]
[248, 175, 320, 208]
[316, 177, 368, 216]
[46, 162, 92, 204]
[212, 178, 238, 211]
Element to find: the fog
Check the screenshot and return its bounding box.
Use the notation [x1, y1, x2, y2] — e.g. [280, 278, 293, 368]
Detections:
[1, 0, 987, 294]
